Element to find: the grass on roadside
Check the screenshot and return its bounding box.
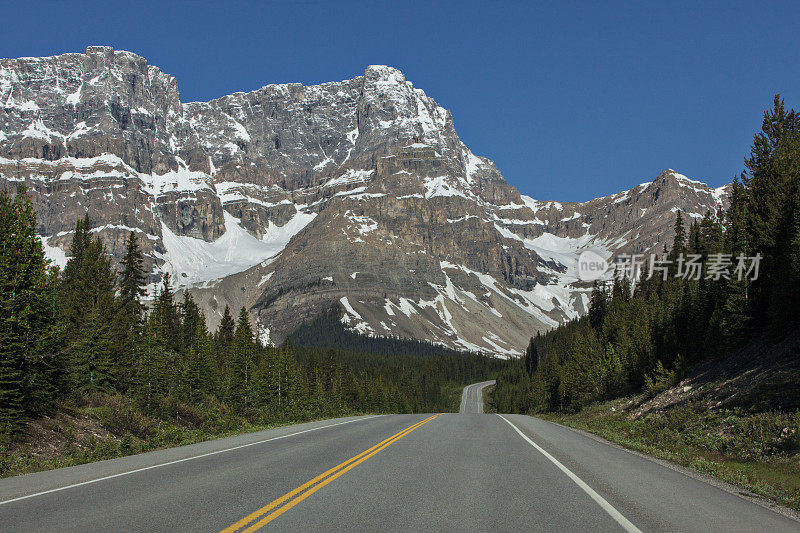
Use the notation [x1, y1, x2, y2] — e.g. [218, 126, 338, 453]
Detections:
[1, 379, 474, 479]
[0, 393, 364, 479]
[539, 400, 800, 512]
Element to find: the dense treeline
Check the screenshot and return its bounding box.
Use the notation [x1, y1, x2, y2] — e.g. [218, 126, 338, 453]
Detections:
[291, 310, 505, 413]
[290, 307, 483, 359]
[295, 345, 503, 414]
[292, 314, 504, 412]
[494, 96, 800, 413]
[0, 195, 500, 435]
[289, 308, 506, 412]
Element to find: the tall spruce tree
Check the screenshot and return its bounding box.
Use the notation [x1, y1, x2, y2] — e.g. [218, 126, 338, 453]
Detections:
[180, 293, 202, 355]
[524, 338, 538, 376]
[743, 95, 800, 327]
[216, 305, 235, 372]
[151, 273, 181, 353]
[61, 233, 117, 393]
[0, 188, 53, 431]
[217, 306, 235, 347]
[113, 232, 147, 389]
[68, 309, 113, 393]
[588, 281, 608, 331]
[59, 217, 116, 344]
[229, 307, 256, 411]
[118, 232, 146, 319]
[669, 210, 686, 261]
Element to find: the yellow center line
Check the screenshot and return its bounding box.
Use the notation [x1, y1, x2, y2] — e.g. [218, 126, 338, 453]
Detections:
[221, 414, 441, 533]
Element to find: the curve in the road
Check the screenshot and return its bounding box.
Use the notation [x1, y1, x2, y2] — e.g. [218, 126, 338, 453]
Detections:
[459, 380, 495, 413]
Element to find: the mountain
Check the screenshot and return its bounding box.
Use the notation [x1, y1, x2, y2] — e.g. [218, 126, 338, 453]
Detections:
[0, 46, 729, 356]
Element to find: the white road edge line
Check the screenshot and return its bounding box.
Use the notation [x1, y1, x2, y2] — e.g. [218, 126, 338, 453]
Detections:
[497, 414, 643, 533]
[0, 415, 381, 506]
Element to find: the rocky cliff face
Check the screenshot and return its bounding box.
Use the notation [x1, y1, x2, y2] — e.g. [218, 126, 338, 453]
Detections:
[0, 47, 729, 356]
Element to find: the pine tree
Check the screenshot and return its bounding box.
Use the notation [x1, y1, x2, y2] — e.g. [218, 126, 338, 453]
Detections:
[113, 232, 147, 389]
[0, 191, 24, 432]
[322, 348, 339, 394]
[217, 306, 235, 348]
[523, 338, 538, 376]
[61, 213, 91, 286]
[743, 95, 800, 326]
[118, 232, 146, 317]
[0, 187, 56, 431]
[274, 341, 303, 414]
[59, 221, 117, 347]
[180, 293, 202, 354]
[68, 309, 113, 393]
[186, 320, 216, 401]
[588, 281, 607, 331]
[135, 320, 169, 413]
[669, 210, 686, 262]
[228, 307, 256, 412]
[151, 274, 181, 353]
[58, 222, 118, 395]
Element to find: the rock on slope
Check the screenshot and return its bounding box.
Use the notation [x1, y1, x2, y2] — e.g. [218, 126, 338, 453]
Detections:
[0, 47, 729, 356]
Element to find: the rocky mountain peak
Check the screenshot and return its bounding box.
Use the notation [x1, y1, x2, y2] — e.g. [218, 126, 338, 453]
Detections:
[364, 64, 406, 83]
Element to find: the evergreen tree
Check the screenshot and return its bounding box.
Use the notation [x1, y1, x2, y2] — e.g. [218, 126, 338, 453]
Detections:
[61, 213, 91, 287]
[68, 309, 113, 393]
[0, 190, 32, 430]
[228, 307, 256, 412]
[669, 210, 686, 261]
[59, 223, 117, 347]
[185, 320, 216, 401]
[588, 281, 608, 331]
[523, 338, 538, 376]
[135, 320, 169, 413]
[118, 232, 146, 318]
[113, 232, 147, 389]
[217, 306, 235, 347]
[743, 95, 800, 326]
[274, 341, 304, 414]
[180, 293, 202, 354]
[59, 224, 118, 394]
[151, 274, 181, 353]
[0, 188, 59, 431]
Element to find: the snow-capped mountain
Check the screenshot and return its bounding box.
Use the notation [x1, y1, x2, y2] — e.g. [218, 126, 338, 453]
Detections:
[0, 47, 729, 356]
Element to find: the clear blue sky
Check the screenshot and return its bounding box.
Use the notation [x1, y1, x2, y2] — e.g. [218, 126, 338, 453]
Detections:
[2, 0, 798, 202]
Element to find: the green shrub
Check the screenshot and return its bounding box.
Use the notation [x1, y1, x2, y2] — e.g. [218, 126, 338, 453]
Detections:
[95, 394, 156, 438]
[176, 402, 206, 428]
[644, 360, 677, 396]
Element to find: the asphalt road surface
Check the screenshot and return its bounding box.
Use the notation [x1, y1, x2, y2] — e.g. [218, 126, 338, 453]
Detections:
[1, 386, 798, 532]
[459, 380, 494, 413]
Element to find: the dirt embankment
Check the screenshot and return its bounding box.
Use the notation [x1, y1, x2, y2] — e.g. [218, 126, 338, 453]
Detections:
[624, 330, 800, 420]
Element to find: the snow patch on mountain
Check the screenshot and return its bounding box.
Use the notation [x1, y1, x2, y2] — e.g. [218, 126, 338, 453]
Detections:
[141, 167, 213, 198]
[157, 210, 315, 287]
[39, 235, 69, 269]
[423, 175, 470, 199]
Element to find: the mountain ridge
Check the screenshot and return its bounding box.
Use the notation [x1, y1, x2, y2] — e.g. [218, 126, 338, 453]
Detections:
[0, 46, 730, 356]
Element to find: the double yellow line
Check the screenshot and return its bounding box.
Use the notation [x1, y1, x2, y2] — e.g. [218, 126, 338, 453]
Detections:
[221, 414, 441, 532]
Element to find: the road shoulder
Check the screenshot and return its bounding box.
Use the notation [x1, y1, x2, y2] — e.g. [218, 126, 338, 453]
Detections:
[504, 413, 800, 528]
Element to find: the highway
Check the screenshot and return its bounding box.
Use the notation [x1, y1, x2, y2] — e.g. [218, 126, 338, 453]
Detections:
[1, 384, 798, 532]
